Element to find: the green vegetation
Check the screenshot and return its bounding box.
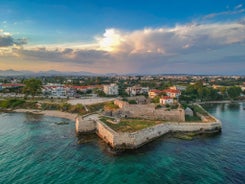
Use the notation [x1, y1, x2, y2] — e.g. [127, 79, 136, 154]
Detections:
[185, 115, 201, 122]
[101, 118, 164, 132]
[40, 102, 87, 114]
[227, 86, 242, 99]
[180, 81, 242, 102]
[0, 99, 25, 109]
[0, 99, 37, 109]
[151, 96, 160, 103]
[22, 78, 42, 98]
[190, 104, 208, 116]
[103, 101, 119, 111]
[180, 81, 222, 102]
[94, 89, 106, 97]
[128, 100, 137, 104]
[86, 102, 107, 112]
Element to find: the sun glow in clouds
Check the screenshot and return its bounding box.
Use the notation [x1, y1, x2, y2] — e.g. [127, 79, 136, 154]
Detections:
[98, 29, 124, 52]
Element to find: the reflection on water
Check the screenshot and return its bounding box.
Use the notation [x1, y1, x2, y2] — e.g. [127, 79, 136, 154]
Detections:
[227, 103, 240, 110]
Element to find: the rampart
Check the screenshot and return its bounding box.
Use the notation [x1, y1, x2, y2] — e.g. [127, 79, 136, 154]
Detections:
[76, 114, 222, 150]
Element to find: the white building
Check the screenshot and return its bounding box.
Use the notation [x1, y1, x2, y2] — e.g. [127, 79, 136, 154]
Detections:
[126, 86, 149, 96]
[103, 84, 118, 96]
[42, 84, 75, 97]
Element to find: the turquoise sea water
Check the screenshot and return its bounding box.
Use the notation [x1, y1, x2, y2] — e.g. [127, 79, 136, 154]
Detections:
[0, 103, 244, 184]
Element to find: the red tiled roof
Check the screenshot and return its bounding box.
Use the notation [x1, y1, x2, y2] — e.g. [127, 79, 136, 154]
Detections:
[164, 89, 181, 94]
[149, 89, 162, 93]
[1, 83, 25, 87]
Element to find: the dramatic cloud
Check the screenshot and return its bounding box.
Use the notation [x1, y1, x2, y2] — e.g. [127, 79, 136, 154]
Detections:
[1, 18, 245, 74]
[97, 21, 245, 56]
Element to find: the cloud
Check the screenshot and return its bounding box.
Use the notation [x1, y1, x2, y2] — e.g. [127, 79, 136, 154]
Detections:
[1, 18, 245, 74]
[0, 30, 27, 47]
[203, 4, 244, 19]
[96, 21, 245, 56]
[235, 4, 243, 9]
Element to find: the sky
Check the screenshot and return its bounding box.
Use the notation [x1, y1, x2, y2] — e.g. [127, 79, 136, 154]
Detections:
[0, 0, 245, 75]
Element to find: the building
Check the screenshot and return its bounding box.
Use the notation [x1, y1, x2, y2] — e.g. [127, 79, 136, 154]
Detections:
[1, 83, 25, 89]
[169, 85, 186, 91]
[126, 86, 149, 96]
[164, 89, 181, 98]
[148, 89, 163, 98]
[159, 96, 174, 105]
[103, 84, 118, 96]
[42, 84, 75, 97]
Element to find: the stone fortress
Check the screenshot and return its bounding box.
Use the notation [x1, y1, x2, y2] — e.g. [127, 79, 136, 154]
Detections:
[75, 100, 222, 150]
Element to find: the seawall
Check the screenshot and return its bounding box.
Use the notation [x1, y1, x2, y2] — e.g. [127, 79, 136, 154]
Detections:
[76, 114, 222, 150]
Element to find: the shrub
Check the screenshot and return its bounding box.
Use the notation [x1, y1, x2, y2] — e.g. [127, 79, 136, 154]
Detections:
[128, 100, 137, 104]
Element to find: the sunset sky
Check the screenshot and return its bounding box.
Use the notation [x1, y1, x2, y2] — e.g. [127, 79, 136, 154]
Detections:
[0, 0, 245, 75]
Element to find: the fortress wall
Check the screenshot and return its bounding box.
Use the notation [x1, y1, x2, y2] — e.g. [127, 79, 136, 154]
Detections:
[75, 106, 221, 150]
[94, 120, 221, 149]
[75, 117, 96, 134]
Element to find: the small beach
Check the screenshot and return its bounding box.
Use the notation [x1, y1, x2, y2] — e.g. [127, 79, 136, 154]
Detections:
[13, 109, 77, 121]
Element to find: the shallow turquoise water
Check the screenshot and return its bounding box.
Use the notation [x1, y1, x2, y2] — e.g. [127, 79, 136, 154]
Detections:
[0, 103, 244, 184]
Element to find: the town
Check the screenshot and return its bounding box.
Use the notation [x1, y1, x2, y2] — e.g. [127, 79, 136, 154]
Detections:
[0, 74, 244, 101]
[0, 74, 244, 149]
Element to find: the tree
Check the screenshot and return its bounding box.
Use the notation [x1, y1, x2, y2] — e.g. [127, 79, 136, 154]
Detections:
[227, 86, 242, 99]
[22, 78, 42, 98]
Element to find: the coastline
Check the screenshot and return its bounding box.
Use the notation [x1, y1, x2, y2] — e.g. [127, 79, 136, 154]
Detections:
[13, 109, 78, 122]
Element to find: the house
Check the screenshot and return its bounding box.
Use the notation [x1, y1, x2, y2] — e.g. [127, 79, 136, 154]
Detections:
[126, 86, 149, 96]
[103, 84, 118, 95]
[148, 89, 163, 98]
[169, 85, 186, 91]
[42, 84, 75, 97]
[159, 96, 174, 105]
[164, 89, 181, 98]
[1, 83, 25, 89]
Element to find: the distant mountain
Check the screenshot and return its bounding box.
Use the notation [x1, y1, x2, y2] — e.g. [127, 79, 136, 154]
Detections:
[0, 69, 97, 77]
[0, 69, 34, 76]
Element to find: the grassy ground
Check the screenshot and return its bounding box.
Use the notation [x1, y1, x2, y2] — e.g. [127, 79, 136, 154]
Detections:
[101, 117, 165, 132]
[185, 115, 201, 122]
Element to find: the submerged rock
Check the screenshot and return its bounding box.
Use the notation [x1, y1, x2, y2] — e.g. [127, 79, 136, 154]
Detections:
[55, 121, 69, 125]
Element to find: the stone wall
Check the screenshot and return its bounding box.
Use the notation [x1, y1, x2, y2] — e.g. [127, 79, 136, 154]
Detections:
[113, 100, 185, 121]
[122, 104, 185, 121]
[114, 99, 128, 108]
[75, 108, 222, 150]
[94, 119, 221, 149]
[75, 116, 96, 134]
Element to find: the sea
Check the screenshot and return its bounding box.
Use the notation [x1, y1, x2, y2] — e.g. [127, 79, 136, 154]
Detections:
[0, 103, 244, 184]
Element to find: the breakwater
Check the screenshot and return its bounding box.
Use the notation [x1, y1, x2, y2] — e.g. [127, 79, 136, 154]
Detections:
[76, 113, 221, 150]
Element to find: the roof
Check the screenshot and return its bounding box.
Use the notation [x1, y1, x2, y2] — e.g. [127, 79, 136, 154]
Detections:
[1, 83, 25, 87]
[164, 89, 181, 94]
[149, 89, 163, 93]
